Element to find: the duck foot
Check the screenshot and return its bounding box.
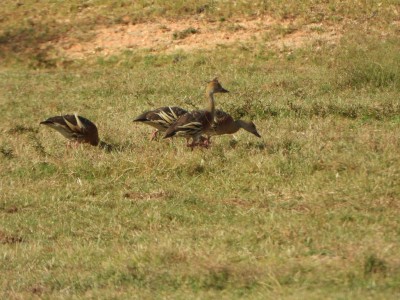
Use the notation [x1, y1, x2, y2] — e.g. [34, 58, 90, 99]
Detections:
[199, 136, 211, 149]
[66, 140, 80, 149]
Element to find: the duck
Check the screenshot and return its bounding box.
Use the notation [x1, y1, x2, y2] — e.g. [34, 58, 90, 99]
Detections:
[163, 78, 229, 148]
[202, 109, 261, 146]
[133, 106, 188, 140]
[40, 113, 112, 150]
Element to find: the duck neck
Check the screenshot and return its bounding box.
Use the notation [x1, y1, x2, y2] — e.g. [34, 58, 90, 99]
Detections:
[231, 120, 243, 134]
[238, 119, 254, 132]
[206, 91, 215, 122]
[90, 135, 100, 146]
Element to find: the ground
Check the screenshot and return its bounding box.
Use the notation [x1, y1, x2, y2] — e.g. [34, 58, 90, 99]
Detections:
[1, 1, 400, 299]
[54, 17, 342, 58]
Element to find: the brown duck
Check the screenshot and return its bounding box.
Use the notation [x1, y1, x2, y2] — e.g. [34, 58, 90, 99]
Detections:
[40, 113, 111, 150]
[203, 109, 261, 146]
[163, 78, 229, 148]
[133, 106, 188, 140]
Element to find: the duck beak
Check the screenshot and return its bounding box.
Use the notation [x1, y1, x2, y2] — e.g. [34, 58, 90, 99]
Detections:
[254, 131, 261, 138]
[221, 87, 229, 93]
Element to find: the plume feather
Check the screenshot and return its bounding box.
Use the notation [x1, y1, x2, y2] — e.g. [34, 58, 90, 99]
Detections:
[63, 116, 79, 132]
[74, 113, 85, 130]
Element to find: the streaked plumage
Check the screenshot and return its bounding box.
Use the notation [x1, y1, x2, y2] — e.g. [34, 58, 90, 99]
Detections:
[164, 78, 229, 148]
[40, 113, 111, 150]
[133, 106, 188, 140]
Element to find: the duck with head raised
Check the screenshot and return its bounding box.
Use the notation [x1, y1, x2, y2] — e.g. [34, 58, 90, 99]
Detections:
[163, 78, 229, 148]
[40, 113, 112, 150]
[133, 106, 188, 140]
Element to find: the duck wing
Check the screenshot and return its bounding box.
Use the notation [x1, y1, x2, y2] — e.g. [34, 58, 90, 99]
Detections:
[202, 109, 235, 136]
[133, 106, 188, 131]
[213, 109, 234, 128]
[164, 110, 212, 139]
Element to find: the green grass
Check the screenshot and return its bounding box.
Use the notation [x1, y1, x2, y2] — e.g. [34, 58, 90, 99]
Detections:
[1, 2, 400, 299]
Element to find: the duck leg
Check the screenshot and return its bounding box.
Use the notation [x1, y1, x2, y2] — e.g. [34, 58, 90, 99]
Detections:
[187, 137, 203, 151]
[206, 136, 212, 148]
[186, 138, 194, 150]
[149, 130, 159, 141]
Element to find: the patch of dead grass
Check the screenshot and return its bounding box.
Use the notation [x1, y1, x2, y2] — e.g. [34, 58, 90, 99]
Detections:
[123, 190, 169, 201]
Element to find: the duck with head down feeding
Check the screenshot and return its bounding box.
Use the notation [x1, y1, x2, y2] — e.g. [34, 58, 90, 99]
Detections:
[201, 109, 261, 147]
[40, 113, 112, 150]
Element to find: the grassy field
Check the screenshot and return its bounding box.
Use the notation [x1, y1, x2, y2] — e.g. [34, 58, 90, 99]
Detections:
[1, 1, 400, 299]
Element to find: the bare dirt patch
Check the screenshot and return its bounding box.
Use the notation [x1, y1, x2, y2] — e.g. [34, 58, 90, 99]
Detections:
[124, 190, 169, 201]
[4, 206, 19, 213]
[52, 17, 342, 59]
[0, 230, 23, 244]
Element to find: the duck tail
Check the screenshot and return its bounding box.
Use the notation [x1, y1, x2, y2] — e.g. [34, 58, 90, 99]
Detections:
[40, 120, 52, 125]
[133, 111, 149, 122]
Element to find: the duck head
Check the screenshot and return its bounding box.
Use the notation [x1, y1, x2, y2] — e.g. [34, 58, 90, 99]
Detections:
[206, 78, 229, 95]
[237, 120, 261, 138]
